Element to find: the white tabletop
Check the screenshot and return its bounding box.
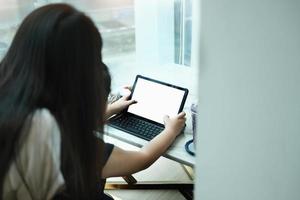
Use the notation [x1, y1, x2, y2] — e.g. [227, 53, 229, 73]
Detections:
[103, 121, 195, 167]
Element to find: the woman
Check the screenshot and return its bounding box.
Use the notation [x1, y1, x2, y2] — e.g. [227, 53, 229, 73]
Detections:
[0, 4, 186, 200]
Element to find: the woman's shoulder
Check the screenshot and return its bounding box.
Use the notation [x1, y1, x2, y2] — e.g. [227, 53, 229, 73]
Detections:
[31, 108, 58, 129]
[27, 108, 61, 143]
[3, 109, 64, 200]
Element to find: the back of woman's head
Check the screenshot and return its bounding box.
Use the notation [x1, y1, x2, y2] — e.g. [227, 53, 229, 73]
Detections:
[0, 4, 110, 199]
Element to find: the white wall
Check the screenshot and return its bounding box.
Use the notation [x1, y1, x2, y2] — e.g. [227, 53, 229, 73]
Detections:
[195, 0, 300, 200]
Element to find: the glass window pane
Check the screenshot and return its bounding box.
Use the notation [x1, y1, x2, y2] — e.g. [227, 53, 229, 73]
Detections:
[1, 0, 192, 68]
[184, 15, 192, 66]
[174, 0, 183, 64]
[174, 0, 192, 66]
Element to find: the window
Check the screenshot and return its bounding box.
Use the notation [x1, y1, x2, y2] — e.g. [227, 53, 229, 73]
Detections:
[175, 0, 193, 66]
[0, 0, 136, 62]
[0, 0, 192, 67]
[0, 2, 19, 59]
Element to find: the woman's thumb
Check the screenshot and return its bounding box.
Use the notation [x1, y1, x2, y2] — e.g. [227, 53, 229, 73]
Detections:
[127, 99, 137, 106]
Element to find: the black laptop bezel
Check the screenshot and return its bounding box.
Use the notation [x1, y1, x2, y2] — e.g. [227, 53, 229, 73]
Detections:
[111, 75, 189, 127]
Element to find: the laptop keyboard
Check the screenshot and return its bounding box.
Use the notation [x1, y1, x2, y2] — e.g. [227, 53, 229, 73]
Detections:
[108, 115, 164, 141]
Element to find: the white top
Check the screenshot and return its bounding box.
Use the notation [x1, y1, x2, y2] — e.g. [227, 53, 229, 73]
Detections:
[3, 109, 65, 200]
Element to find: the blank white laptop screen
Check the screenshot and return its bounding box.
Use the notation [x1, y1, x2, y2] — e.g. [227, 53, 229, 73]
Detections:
[127, 78, 186, 124]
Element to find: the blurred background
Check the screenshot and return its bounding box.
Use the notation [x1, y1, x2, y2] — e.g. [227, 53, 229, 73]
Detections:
[0, 0, 192, 66]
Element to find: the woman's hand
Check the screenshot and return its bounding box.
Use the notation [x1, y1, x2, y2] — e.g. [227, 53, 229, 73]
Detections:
[103, 111, 187, 178]
[163, 112, 186, 137]
[108, 94, 137, 116]
[105, 86, 137, 119]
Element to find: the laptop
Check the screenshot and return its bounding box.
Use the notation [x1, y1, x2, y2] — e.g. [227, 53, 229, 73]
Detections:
[108, 75, 189, 141]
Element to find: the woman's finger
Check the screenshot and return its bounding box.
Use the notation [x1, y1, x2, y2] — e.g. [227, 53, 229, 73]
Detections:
[177, 112, 186, 118]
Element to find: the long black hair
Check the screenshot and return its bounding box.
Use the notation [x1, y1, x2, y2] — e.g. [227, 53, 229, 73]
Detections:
[0, 4, 110, 199]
